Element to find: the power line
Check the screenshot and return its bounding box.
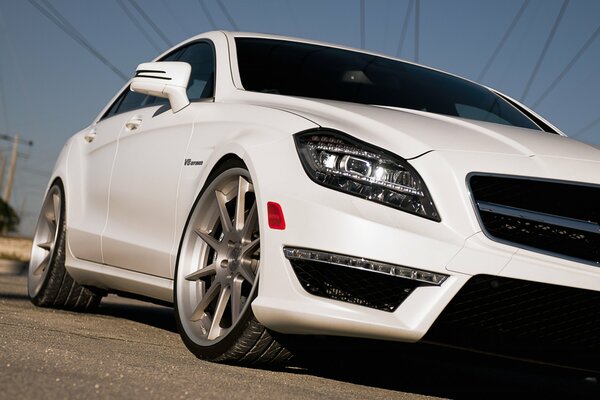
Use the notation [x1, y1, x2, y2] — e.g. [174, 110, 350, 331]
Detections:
[38, 0, 129, 81]
[360, 0, 365, 49]
[215, 0, 239, 30]
[26, 0, 128, 81]
[0, 134, 33, 146]
[414, 0, 420, 62]
[477, 0, 530, 82]
[127, 0, 173, 47]
[520, 0, 570, 101]
[396, 0, 414, 57]
[198, 0, 217, 30]
[116, 0, 163, 53]
[532, 24, 600, 108]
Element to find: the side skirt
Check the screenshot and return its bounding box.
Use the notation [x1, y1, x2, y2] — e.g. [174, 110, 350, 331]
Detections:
[65, 256, 173, 304]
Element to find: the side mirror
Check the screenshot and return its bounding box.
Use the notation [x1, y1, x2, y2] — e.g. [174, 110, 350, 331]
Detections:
[130, 61, 191, 113]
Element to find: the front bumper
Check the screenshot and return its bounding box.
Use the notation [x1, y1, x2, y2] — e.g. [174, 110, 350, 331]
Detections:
[247, 140, 600, 344]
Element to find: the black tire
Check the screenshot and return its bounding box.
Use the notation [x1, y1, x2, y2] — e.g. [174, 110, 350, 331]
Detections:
[174, 159, 292, 365]
[28, 181, 101, 310]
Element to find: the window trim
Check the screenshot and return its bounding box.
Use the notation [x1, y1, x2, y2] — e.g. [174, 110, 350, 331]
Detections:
[493, 90, 561, 135]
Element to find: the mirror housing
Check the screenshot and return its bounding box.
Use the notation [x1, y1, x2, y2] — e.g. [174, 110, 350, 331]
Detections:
[130, 61, 191, 113]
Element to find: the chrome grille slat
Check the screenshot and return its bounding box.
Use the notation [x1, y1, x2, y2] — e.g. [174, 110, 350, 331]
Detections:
[477, 200, 600, 234]
[469, 174, 600, 265]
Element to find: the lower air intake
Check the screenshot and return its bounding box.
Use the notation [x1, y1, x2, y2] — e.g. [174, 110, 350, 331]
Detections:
[424, 275, 600, 371]
[288, 258, 420, 312]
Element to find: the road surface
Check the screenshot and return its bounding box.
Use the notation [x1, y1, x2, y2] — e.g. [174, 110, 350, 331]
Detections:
[1, 267, 599, 399]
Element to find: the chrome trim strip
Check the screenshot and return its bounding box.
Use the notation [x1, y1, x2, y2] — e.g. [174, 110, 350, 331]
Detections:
[477, 201, 600, 234]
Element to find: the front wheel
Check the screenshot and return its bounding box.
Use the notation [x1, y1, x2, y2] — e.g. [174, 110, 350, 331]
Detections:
[174, 160, 291, 364]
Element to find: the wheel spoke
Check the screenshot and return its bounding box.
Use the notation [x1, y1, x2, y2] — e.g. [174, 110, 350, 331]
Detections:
[215, 190, 233, 234]
[185, 263, 217, 281]
[190, 282, 221, 321]
[241, 202, 257, 241]
[52, 192, 61, 224]
[242, 238, 259, 257]
[207, 285, 231, 340]
[231, 275, 243, 322]
[33, 254, 50, 276]
[44, 206, 56, 230]
[238, 263, 255, 285]
[44, 212, 55, 230]
[234, 177, 251, 232]
[37, 241, 53, 252]
[194, 227, 221, 251]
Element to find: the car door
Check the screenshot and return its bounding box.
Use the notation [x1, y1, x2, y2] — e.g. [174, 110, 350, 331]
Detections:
[101, 41, 216, 278]
[66, 91, 138, 264]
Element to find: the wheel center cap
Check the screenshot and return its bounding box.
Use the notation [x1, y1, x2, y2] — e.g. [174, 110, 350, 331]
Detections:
[228, 243, 243, 271]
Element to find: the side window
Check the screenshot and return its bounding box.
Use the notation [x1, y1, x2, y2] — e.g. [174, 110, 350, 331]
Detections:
[177, 42, 215, 100]
[99, 85, 149, 121]
[102, 93, 125, 119]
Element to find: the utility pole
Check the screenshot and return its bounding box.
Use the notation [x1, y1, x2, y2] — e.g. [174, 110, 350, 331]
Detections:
[0, 133, 33, 205]
[3, 133, 19, 203]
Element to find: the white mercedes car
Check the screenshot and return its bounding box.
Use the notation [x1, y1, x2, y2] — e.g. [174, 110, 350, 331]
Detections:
[29, 31, 600, 370]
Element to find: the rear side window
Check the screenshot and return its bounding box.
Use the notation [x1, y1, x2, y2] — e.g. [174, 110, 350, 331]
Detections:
[99, 41, 214, 120]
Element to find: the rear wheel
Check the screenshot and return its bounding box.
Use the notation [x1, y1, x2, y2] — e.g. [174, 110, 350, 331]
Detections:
[28, 181, 101, 310]
[175, 160, 291, 364]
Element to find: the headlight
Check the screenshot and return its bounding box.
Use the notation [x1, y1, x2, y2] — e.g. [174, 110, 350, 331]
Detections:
[294, 130, 440, 221]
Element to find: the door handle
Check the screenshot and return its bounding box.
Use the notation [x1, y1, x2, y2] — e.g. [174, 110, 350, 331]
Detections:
[125, 116, 143, 131]
[84, 129, 96, 143]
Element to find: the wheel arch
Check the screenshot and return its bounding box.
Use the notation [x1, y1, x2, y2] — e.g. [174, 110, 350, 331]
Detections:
[171, 123, 304, 277]
[44, 133, 77, 228]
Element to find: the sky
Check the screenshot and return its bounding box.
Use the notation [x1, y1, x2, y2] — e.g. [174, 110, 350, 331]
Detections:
[0, 0, 599, 236]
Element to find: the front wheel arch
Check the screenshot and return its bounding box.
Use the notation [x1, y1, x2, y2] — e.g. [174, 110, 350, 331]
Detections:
[173, 158, 291, 364]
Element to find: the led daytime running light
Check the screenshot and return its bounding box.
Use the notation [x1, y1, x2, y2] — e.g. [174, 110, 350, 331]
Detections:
[309, 141, 424, 196]
[320, 165, 424, 197]
[283, 247, 448, 285]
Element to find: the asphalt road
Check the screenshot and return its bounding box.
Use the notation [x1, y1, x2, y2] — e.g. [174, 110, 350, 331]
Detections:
[1, 268, 599, 400]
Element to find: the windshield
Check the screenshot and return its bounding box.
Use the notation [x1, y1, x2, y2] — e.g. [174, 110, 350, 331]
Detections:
[235, 38, 541, 131]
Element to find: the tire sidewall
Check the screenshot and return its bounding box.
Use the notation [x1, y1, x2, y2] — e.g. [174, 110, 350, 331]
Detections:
[28, 181, 66, 304]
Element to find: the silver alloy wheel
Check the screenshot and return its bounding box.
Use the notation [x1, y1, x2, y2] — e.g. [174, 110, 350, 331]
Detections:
[28, 185, 61, 297]
[177, 168, 260, 345]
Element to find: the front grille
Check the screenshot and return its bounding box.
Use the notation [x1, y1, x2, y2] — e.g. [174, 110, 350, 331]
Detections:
[288, 258, 419, 312]
[424, 275, 600, 371]
[469, 174, 600, 265]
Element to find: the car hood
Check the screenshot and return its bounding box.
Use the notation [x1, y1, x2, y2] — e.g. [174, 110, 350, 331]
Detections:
[239, 93, 600, 162]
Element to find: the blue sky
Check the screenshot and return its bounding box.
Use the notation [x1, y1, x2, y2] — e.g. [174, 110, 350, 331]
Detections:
[0, 0, 599, 236]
